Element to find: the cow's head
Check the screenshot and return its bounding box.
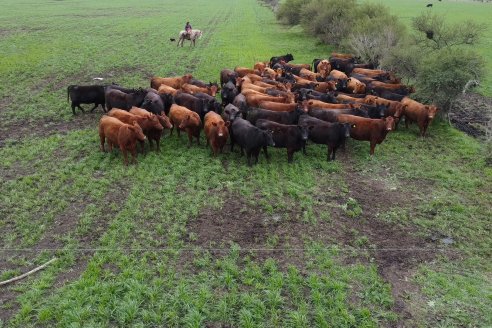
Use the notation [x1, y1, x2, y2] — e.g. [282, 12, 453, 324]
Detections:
[384, 116, 396, 131]
[425, 105, 439, 119]
[130, 121, 146, 141]
[158, 113, 173, 129]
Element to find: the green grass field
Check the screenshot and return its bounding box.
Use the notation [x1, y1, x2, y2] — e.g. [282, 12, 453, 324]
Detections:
[1, 0, 491, 327]
[370, 0, 492, 96]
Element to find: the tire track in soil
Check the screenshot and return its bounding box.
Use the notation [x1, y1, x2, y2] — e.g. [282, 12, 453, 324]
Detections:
[338, 154, 457, 327]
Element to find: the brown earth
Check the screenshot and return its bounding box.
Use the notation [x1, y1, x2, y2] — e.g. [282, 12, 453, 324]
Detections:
[450, 93, 492, 139]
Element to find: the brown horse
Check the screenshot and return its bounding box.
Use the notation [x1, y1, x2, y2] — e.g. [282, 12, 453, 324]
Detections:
[177, 29, 203, 47]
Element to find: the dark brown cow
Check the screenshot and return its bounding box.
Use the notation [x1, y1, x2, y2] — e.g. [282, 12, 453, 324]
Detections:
[98, 115, 146, 165]
[337, 115, 395, 155]
[204, 112, 230, 156]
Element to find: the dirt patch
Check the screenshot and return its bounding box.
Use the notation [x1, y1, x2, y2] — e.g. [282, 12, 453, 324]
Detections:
[340, 160, 453, 327]
[0, 113, 99, 148]
[449, 93, 492, 139]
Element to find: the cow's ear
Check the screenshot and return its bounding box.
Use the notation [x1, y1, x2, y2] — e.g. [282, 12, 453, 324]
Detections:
[186, 115, 190, 120]
[347, 78, 351, 82]
[352, 124, 356, 128]
[225, 121, 230, 128]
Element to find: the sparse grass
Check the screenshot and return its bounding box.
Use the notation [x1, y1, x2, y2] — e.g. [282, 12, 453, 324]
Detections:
[1, 0, 491, 327]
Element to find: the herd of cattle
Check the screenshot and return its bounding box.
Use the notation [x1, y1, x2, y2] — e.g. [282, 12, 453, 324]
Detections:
[67, 52, 439, 165]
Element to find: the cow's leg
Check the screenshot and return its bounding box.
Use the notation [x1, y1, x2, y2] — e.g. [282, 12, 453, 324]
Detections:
[303, 143, 307, 156]
[131, 147, 138, 164]
[287, 149, 294, 163]
[71, 102, 77, 115]
[122, 148, 129, 166]
[246, 151, 252, 166]
[327, 145, 333, 161]
[139, 140, 146, 154]
[99, 134, 105, 152]
[187, 130, 193, 148]
[263, 146, 269, 161]
[370, 141, 376, 155]
[90, 103, 98, 112]
[77, 104, 85, 113]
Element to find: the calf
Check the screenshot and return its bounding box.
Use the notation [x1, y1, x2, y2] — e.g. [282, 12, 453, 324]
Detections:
[220, 69, 238, 85]
[346, 77, 366, 94]
[67, 85, 106, 114]
[204, 112, 230, 156]
[298, 115, 351, 160]
[337, 115, 395, 155]
[401, 97, 439, 136]
[129, 107, 172, 151]
[230, 117, 275, 166]
[98, 115, 146, 165]
[169, 104, 202, 147]
[105, 88, 147, 111]
[255, 119, 308, 163]
[194, 92, 222, 115]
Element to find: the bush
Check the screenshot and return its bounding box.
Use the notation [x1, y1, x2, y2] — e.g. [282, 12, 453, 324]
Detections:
[299, 0, 356, 46]
[415, 48, 485, 112]
[276, 0, 312, 25]
[345, 3, 406, 66]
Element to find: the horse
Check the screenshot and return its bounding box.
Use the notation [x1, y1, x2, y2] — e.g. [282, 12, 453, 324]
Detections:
[177, 29, 203, 47]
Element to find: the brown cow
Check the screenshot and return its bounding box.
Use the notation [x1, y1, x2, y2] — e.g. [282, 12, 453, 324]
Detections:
[246, 93, 293, 107]
[108, 108, 163, 153]
[234, 66, 261, 77]
[98, 115, 146, 165]
[331, 52, 354, 59]
[401, 97, 439, 136]
[299, 68, 324, 81]
[316, 60, 332, 78]
[284, 63, 311, 70]
[254, 61, 268, 74]
[346, 77, 366, 94]
[181, 83, 218, 97]
[328, 69, 348, 80]
[262, 67, 278, 80]
[364, 95, 407, 124]
[337, 115, 395, 155]
[314, 81, 338, 93]
[204, 111, 230, 156]
[157, 84, 179, 96]
[169, 104, 202, 147]
[129, 107, 173, 151]
[307, 99, 356, 110]
[258, 100, 308, 112]
[336, 94, 367, 103]
[151, 74, 193, 90]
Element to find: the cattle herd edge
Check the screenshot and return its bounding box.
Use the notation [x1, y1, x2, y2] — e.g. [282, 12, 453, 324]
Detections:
[67, 52, 439, 166]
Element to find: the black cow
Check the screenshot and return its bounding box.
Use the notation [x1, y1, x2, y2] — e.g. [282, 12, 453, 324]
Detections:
[269, 53, 294, 67]
[255, 119, 308, 163]
[174, 92, 210, 122]
[141, 90, 165, 115]
[359, 103, 387, 119]
[329, 57, 355, 74]
[298, 115, 351, 161]
[308, 107, 368, 123]
[220, 81, 238, 107]
[247, 106, 306, 125]
[67, 85, 106, 115]
[232, 93, 248, 117]
[312, 58, 321, 73]
[297, 88, 338, 103]
[194, 92, 222, 114]
[426, 3, 433, 7]
[373, 90, 406, 102]
[222, 104, 241, 123]
[220, 69, 238, 86]
[230, 117, 275, 166]
[105, 88, 146, 111]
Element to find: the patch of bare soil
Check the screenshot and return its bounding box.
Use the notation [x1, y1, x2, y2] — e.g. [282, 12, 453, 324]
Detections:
[340, 159, 453, 327]
[0, 113, 100, 148]
[449, 93, 492, 139]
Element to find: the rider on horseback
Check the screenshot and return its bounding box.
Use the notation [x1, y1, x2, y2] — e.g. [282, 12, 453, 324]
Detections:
[185, 22, 192, 37]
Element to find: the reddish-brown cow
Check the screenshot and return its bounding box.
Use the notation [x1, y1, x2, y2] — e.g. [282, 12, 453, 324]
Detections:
[337, 114, 395, 155]
[98, 115, 146, 165]
[151, 74, 193, 90]
[401, 97, 439, 137]
[129, 107, 173, 151]
[169, 104, 202, 147]
[204, 111, 230, 156]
